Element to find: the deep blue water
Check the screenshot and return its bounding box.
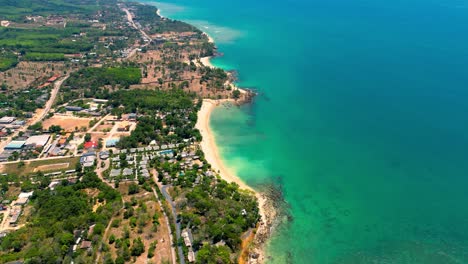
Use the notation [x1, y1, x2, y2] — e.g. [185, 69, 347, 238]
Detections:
[144, 0, 468, 263]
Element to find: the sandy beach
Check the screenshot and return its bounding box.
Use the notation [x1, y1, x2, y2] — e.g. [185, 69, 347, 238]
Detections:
[195, 99, 251, 190]
[196, 99, 273, 263]
[195, 99, 268, 215]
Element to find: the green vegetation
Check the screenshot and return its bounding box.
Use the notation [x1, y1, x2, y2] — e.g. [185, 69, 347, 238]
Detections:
[0, 0, 103, 21]
[64, 66, 141, 89]
[0, 27, 94, 54]
[0, 157, 80, 177]
[0, 52, 18, 71]
[24, 52, 65, 61]
[59, 66, 142, 104]
[0, 88, 49, 117]
[108, 89, 201, 148]
[183, 180, 259, 250]
[109, 89, 195, 113]
[197, 245, 231, 263]
[129, 3, 201, 34]
[0, 171, 122, 263]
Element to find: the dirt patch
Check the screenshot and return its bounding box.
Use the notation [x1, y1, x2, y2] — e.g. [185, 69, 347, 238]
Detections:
[43, 116, 92, 132]
[96, 124, 113, 132]
[0, 157, 80, 176]
[33, 162, 69, 172]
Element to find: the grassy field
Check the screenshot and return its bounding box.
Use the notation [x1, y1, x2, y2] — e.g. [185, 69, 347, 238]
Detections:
[0, 54, 18, 71]
[0, 157, 80, 176]
[24, 52, 65, 61]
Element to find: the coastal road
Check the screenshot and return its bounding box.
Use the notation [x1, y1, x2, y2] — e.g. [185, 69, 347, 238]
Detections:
[122, 8, 152, 40]
[121, 7, 152, 60]
[161, 184, 185, 264]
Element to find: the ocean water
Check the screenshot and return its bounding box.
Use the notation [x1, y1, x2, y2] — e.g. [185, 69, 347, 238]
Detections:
[144, 0, 468, 263]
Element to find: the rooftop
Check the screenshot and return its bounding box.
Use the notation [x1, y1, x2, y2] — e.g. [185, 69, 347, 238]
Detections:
[5, 141, 26, 150]
[25, 134, 51, 147]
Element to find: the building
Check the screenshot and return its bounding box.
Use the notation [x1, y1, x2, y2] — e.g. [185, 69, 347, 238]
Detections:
[47, 75, 60, 82]
[58, 137, 67, 146]
[65, 106, 83, 112]
[93, 99, 108, 104]
[181, 229, 193, 247]
[117, 121, 130, 132]
[14, 197, 29, 206]
[110, 169, 120, 177]
[25, 134, 51, 148]
[106, 138, 119, 147]
[188, 250, 196, 263]
[19, 192, 34, 199]
[0, 20, 10, 27]
[80, 152, 96, 167]
[12, 120, 26, 126]
[99, 151, 109, 160]
[0, 116, 15, 124]
[128, 113, 137, 121]
[80, 240, 92, 249]
[122, 168, 133, 176]
[9, 209, 21, 225]
[84, 141, 98, 149]
[5, 141, 26, 150]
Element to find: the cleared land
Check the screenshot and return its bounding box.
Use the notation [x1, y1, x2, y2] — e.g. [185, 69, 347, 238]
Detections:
[43, 116, 93, 132]
[33, 162, 70, 172]
[1, 61, 71, 90]
[0, 157, 80, 176]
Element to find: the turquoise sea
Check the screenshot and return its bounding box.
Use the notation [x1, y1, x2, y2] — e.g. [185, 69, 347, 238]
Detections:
[144, 0, 468, 263]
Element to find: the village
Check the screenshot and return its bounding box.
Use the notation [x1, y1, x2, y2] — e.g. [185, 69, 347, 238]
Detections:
[0, 0, 259, 263]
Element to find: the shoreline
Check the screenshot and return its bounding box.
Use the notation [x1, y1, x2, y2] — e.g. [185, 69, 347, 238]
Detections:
[195, 99, 274, 263]
[153, 4, 273, 262]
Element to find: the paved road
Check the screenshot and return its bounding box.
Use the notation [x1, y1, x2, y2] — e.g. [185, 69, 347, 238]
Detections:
[121, 7, 151, 60]
[161, 184, 185, 264]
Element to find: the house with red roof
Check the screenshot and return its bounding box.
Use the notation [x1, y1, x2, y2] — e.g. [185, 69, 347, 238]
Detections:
[84, 141, 98, 149]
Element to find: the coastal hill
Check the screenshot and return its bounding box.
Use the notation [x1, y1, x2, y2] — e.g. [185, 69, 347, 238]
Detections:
[0, 1, 265, 264]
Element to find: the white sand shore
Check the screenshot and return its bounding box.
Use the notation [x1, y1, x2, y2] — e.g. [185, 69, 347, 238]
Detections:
[200, 56, 214, 68]
[195, 99, 268, 235]
[156, 9, 164, 18]
[195, 99, 251, 190]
